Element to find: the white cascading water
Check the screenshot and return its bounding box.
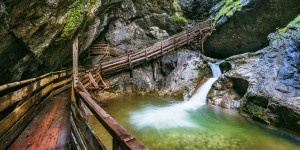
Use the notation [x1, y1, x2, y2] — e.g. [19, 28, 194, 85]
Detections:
[129, 61, 224, 130]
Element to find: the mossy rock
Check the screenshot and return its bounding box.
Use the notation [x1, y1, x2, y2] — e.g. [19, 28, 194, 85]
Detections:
[245, 103, 270, 124]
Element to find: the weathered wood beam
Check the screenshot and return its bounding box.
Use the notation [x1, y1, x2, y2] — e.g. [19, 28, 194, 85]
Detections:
[71, 101, 106, 150]
[74, 79, 147, 150]
[73, 35, 79, 75]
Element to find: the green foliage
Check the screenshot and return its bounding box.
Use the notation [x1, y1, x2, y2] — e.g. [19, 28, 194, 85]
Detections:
[61, 2, 83, 38]
[171, 0, 188, 24]
[271, 14, 300, 42]
[214, 0, 243, 25]
[247, 52, 260, 58]
[171, 15, 188, 24]
[172, 0, 181, 12]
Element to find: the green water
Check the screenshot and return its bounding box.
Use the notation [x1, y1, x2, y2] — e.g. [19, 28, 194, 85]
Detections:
[88, 95, 300, 150]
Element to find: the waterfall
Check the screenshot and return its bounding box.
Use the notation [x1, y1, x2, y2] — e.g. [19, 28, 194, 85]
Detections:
[130, 61, 223, 130]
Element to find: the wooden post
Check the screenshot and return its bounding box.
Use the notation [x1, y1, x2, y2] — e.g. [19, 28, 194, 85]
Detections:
[73, 35, 79, 75]
[153, 59, 157, 81]
[160, 42, 163, 55]
[186, 30, 189, 45]
[202, 39, 204, 54]
[145, 49, 148, 61]
[128, 54, 133, 78]
[210, 19, 213, 31]
[174, 38, 176, 50]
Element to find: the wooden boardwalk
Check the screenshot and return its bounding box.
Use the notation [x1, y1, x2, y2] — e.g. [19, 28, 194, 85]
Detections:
[0, 19, 213, 150]
[98, 19, 213, 76]
[9, 90, 71, 150]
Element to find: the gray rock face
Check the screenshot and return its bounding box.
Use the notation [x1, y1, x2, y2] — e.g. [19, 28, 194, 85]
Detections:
[178, 0, 221, 20]
[105, 13, 179, 53]
[0, 0, 175, 84]
[149, 27, 169, 40]
[208, 26, 300, 133]
[205, 0, 300, 58]
[159, 52, 211, 100]
[102, 50, 211, 100]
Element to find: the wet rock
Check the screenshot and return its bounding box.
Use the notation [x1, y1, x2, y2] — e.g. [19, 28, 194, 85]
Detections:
[205, 0, 300, 58]
[98, 50, 211, 100]
[208, 25, 300, 133]
[159, 54, 211, 100]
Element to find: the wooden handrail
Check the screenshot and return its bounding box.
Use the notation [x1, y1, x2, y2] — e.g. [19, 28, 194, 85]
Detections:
[0, 69, 72, 92]
[0, 70, 72, 112]
[73, 76, 147, 150]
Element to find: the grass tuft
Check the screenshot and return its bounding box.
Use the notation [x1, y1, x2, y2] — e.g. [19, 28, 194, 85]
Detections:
[271, 15, 300, 42]
[171, 15, 188, 24]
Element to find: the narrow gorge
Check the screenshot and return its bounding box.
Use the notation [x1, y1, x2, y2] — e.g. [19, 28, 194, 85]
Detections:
[0, 0, 299, 149]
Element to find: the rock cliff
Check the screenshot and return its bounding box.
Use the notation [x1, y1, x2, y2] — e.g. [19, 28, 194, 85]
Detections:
[205, 0, 300, 58]
[0, 0, 176, 84]
[208, 16, 300, 133]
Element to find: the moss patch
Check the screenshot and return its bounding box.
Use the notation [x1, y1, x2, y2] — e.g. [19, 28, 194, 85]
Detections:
[171, 15, 188, 24]
[60, 1, 83, 39]
[247, 52, 261, 58]
[271, 14, 300, 42]
[171, 0, 188, 24]
[172, 0, 181, 12]
[246, 103, 270, 125]
[214, 0, 243, 25]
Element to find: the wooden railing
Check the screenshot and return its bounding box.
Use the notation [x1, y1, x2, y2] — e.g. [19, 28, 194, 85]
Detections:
[0, 19, 213, 150]
[70, 75, 147, 150]
[89, 43, 124, 57]
[98, 19, 213, 76]
[0, 70, 72, 149]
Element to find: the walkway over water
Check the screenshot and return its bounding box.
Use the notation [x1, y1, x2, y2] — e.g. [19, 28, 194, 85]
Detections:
[0, 19, 213, 150]
[9, 90, 71, 150]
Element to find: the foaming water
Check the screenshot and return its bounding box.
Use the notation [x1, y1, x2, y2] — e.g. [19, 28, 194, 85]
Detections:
[129, 61, 223, 130]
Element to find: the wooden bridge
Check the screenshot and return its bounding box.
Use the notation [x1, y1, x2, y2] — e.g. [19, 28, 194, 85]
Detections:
[0, 19, 213, 150]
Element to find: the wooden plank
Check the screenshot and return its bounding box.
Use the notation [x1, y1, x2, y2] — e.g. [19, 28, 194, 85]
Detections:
[88, 72, 99, 88]
[52, 84, 71, 96]
[0, 77, 47, 112]
[0, 72, 68, 112]
[0, 70, 68, 92]
[0, 95, 36, 137]
[71, 101, 106, 150]
[71, 116, 88, 150]
[0, 106, 36, 150]
[56, 93, 71, 149]
[96, 71, 108, 89]
[35, 83, 53, 104]
[70, 132, 81, 150]
[40, 92, 70, 150]
[53, 78, 71, 89]
[0, 90, 55, 150]
[9, 96, 61, 150]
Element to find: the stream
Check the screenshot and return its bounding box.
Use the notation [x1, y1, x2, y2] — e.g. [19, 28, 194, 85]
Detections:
[88, 61, 300, 150]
